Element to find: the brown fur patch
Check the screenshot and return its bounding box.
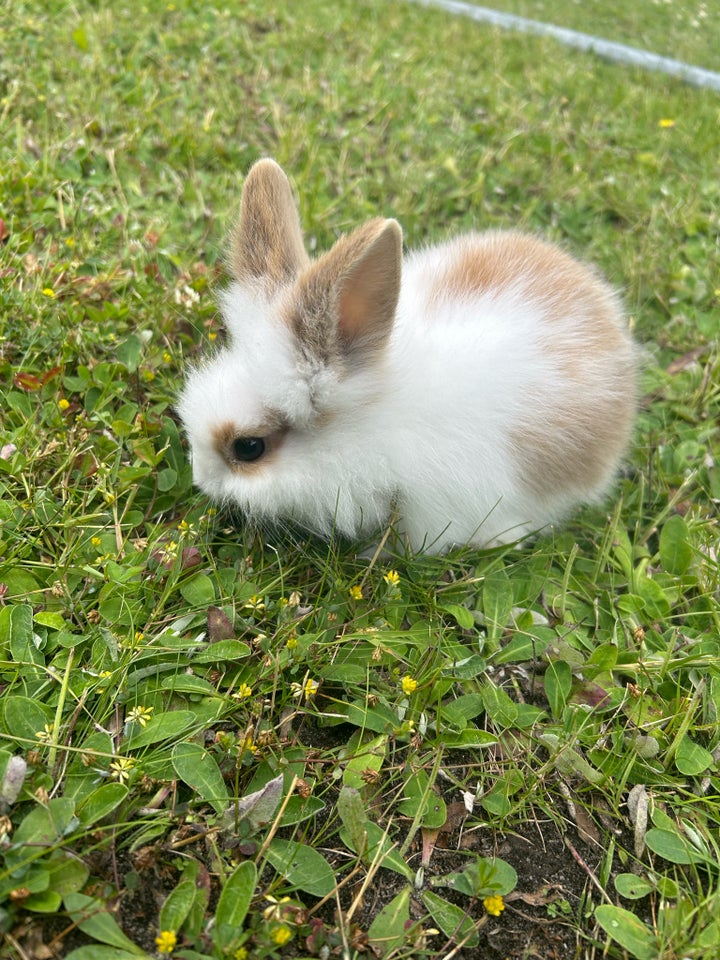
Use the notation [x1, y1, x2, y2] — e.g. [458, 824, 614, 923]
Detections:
[509, 363, 636, 499]
[429, 232, 625, 359]
[212, 419, 288, 474]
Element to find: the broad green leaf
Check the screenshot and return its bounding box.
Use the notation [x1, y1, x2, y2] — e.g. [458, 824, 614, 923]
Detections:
[215, 860, 257, 942]
[46, 854, 89, 897]
[341, 821, 413, 879]
[421, 890, 478, 947]
[77, 783, 128, 826]
[343, 734, 388, 789]
[159, 877, 197, 933]
[24, 889, 62, 912]
[482, 567, 513, 643]
[65, 949, 143, 960]
[7, 605, 44, 668]
[7, 798, 78, 868]
[34, 611, 68, 630]
[595, 904, 657, 959]
[180, 573, 216, 606]
[278, 794, 325, 826]
[586, 642, 618, 671]
[674, 736, 713, 775]
[659, 514, 693, 575]
[438, 728, 499, 749]
[544, 660, 572, 718]
[171, 742, 229, 814]
[645, 827, 705, 865]
[64, 893, 145, 953]
[368, 886, 411, 957]
[634, 575, 671, 619]
[337, 786, 367, 858]
[398, 770, 447, 828]
[492, 627, 552, 666]
[439, 603, 475, 629]
[126, 710, 197, 749]
[441, 694, 485, 728]
[265, 838, 335, 896]
[614, 873, 655, 899]
[480, 682, 518, 726]
[191, 639, 251, 663]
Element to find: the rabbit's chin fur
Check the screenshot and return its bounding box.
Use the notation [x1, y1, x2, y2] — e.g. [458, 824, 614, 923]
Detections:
[178, 160, 637, 555]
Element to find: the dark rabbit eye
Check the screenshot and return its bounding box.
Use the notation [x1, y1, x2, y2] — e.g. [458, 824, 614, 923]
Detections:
[231, 437, 266, 463]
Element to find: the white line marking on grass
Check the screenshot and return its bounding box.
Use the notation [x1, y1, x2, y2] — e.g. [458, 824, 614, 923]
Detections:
[408, 0, 720, 92]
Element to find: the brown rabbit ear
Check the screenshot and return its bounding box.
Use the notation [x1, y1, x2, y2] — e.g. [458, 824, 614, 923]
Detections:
[289, 218, 402, 364]
[230, 159, 309, 288]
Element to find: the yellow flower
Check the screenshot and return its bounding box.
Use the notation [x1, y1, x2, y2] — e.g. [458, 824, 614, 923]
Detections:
[208, 331, 217, 341]
[155, 930, 177, 953]
[58, 398, 70, 410]
[658, 118, 675, 128]
[109, 757, 135, 783]
[271, 925, 293, 946]
[42, 288, 55, 298]
[263, 895, 292, 921]
[163, 351, 172, 363]
[483, 894, 505, 916]
[285, 635, 298, 650]
[126, 705, 153, 726]
[384, 570, 401, 587]
[244, 594, 265, 614]
[304, 678, 319, 699]
[91, 536, 102, 548]
[349, 585, 363, 600]
[36, 723, 54, 744]
[235, 682, 253, 699]
[401, 675, 418, 696]
[234, 949, 249, 960]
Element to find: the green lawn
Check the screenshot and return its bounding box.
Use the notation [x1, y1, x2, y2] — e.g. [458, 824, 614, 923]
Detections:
[447, 0, 720, 71]
[1, 1, 719, 958]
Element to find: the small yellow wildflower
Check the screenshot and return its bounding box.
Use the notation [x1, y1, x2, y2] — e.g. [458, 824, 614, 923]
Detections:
[243, 594, 265, 614]
[658, 118, 675, 128]
[208, 331, 217, 341]
[304, 678, 319, 699]
[384, 570, 401, 587]
[109, 757, 135, 783]
[235, 682, 253, 699]
[285, 635, 298, 650]
[263, 895, 292, 921]
[483, 894, 505, 916]
[155, 930, 177, 953]
[349, 585, 363, 600]
[163, 351, 172, 363]
[126, 705, 153, 726]
[42, 288, 55, 298]
[65, 237, 75, 248]
[36, 723, 54, 744]
[234, 949, 249, 960]
[271, 925, 293, 946]
[401, 675, 418, 696]
[91, 536, 102, 548]
[58, 398, 70, 411]
[104, 491, 115, 505]
[134, 631, 145, 643]
[142, 369, 156, 383]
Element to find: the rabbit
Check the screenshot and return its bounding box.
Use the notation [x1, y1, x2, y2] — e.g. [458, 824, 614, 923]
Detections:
[177, 158, 637, 554]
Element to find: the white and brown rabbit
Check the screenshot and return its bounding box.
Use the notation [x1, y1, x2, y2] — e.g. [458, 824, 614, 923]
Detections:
[177, 158, 637, 553]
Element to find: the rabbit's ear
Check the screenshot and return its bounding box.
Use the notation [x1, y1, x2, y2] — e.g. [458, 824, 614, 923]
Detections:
[230, 159, 310, 288]
[290, 218, 402, 363]
[336, 219, 402, 352]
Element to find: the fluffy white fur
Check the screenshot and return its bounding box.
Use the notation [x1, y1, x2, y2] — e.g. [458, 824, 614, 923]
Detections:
[178, 160, 637, 554]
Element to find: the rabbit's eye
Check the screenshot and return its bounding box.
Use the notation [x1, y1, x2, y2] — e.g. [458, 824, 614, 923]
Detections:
[231, 437, 266, 462]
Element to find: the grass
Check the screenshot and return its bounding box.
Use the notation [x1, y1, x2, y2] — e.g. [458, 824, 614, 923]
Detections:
[1, 0, 719, 958]
[448, 0, 720, 72]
